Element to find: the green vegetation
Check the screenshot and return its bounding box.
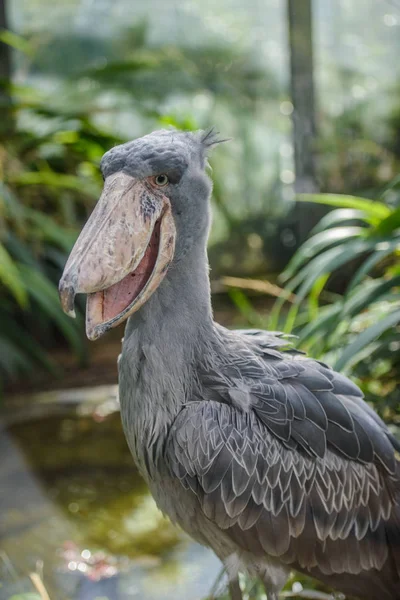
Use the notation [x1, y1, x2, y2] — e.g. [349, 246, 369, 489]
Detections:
[0, 82, 121, 387]
[229, 186, 400, 428]
[232, 192, 400, 420]
[0, 24, 288, 391]
[1, 3, 400, 600]
[274, 188, 400, 421]
[3, 12, 400, 393]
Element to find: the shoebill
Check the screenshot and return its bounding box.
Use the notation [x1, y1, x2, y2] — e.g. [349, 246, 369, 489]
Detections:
[59, 129, 400, 600]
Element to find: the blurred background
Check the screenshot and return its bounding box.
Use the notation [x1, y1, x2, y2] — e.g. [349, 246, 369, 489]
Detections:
[1, 0, 400, 599]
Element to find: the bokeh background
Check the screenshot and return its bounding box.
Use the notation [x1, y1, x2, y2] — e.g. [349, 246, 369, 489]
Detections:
[1, 1, 399, 599]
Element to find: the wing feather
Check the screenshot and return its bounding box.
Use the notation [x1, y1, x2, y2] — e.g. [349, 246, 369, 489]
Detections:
[166, 399, 399, 576]
[166, 326, 400, 579]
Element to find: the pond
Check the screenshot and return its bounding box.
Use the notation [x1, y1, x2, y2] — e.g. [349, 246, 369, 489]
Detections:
[0, 386, 221, 600]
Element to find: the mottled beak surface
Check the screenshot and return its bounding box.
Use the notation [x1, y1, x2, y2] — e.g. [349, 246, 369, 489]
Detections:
[59, 172, 176, 340]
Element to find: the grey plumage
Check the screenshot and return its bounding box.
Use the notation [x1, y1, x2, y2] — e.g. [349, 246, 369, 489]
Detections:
[93, 130, 400, 599]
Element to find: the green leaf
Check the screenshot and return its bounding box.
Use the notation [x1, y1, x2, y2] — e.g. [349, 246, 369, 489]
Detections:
[293, 239, 372, 302]
[0, 336, 33, 378]
[310, 208, 368, 235]
[84, 58, 157, 79]
[373, 206, 400, 236]
[346, 238, 400, 293]
[25, 208, 77, 251]
[10, 171, 99, 196]
[379, 173, 400, 196]
[308, 273, 330, 320]
[298, 304, 342, 346]
[342, 276, 400, 319]
[0, 317, 58, 374]
[0, 30, 34, 55]
[18, 265, 86, 361]
[158, 114, 198, 131]
[268, 294, 287, 330]
[5, 233, 39, 268]
[334, 308, 400, 371]
[228, 288, 266, 328]
[0, 244, 28, 306]
[0, 182, 27, 227]
[283, 303, 300, 334]
[297, 193, 390, 221]
[282, 227, 364, 281]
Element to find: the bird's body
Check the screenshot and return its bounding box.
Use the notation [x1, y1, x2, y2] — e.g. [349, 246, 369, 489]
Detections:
[60, 129, 400, 600]
[118, 248, 400, 600]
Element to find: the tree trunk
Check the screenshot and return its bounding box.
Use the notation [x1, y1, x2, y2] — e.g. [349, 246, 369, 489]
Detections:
[287, 0, 321, 243]
[0, 0, 14, 136]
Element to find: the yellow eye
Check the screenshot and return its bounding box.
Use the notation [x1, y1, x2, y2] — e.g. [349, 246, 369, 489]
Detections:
[154, 174, 169, 187]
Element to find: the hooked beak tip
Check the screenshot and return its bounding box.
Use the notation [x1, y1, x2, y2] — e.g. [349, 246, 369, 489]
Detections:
[86, 323, 103, 342]
[59, 278, 77, 319]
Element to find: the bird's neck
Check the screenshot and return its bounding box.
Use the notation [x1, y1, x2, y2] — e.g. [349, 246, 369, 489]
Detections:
[119, 239, 215, 476]
[124, 237, 214, 348]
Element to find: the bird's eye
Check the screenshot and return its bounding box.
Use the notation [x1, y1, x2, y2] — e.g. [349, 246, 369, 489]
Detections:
[154, 174, 169, 187]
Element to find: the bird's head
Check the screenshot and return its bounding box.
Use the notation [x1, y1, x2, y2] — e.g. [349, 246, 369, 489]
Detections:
[59, 128, 223, 340]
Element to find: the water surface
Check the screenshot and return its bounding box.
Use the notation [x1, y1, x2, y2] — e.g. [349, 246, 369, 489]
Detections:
[0, 389, 221, 600]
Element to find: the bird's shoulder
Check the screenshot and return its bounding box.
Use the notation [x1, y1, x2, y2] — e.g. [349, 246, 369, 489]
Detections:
[192, 324, 396, 472]
[163, 325, 400, 575]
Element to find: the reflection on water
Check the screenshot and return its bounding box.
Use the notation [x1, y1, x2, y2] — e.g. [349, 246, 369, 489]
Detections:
[0, 391, 221, 600]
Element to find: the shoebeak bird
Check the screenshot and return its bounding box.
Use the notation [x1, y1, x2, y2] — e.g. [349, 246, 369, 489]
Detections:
[60, 129, 400, 600]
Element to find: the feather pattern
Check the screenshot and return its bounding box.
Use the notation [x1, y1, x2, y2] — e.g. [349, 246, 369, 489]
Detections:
[163, 327, 400, 583]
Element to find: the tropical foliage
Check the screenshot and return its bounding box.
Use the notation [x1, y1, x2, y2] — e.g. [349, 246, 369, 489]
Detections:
[0, 84, 120, 387]
[271, 185, 400, 420]
[2, 21, 400, 400]
[0, 25, 288, 390]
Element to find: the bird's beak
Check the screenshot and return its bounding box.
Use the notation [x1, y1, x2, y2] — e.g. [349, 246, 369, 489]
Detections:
[59, 172, 176, 340]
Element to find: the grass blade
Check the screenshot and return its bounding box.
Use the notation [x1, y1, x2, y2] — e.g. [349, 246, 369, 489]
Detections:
[0, 244, 28, 307]
[297, 194, 390, 221]
[282, 226, 363, 281]
[334, 308, 400, 371]
[310, 208, 368, 235]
